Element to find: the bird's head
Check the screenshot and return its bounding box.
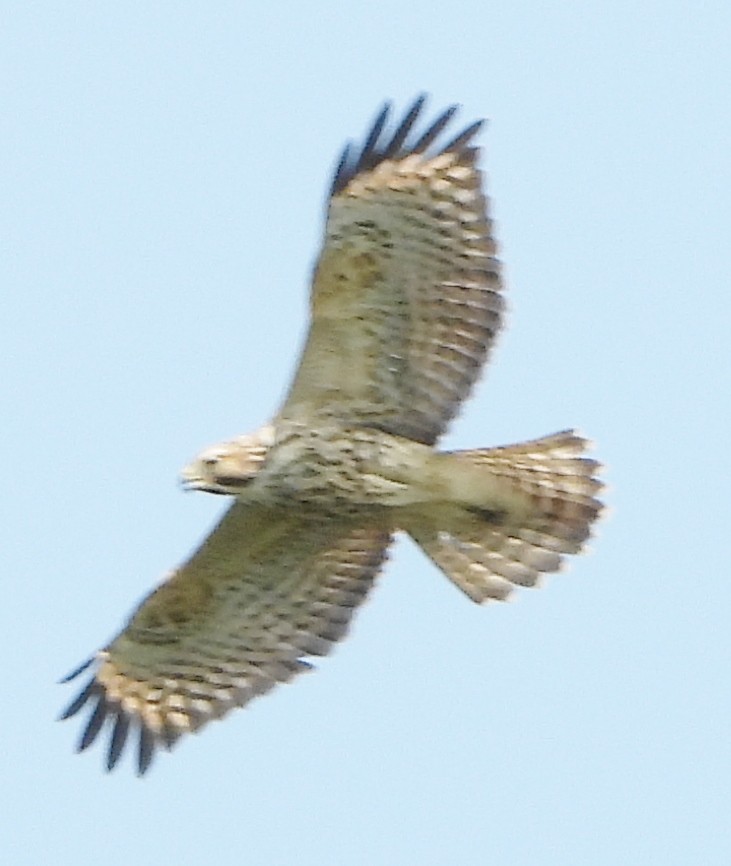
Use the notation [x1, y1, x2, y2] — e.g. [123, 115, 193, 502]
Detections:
[180, 425, 274, 495]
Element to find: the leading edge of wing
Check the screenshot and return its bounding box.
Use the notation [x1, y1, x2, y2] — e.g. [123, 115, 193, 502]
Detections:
[330, 94, 485, 198]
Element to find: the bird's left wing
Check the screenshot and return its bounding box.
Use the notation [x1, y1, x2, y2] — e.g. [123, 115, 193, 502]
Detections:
[278, 96, 504, 445]
[60, 502, 390, 774]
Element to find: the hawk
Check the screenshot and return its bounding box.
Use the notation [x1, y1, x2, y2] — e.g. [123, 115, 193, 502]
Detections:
[61, 95, 603, 774]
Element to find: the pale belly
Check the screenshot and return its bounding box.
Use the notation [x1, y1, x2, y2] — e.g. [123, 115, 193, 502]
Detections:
[246, 421, 431, 509]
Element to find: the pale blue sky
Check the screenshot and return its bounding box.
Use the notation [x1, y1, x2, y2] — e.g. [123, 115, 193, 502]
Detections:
[3, 2, 730, 864]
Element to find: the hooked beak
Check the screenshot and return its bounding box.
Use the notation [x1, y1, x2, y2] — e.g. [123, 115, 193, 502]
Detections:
[179, 462, 218, 494]
[179, 460, 254, 495]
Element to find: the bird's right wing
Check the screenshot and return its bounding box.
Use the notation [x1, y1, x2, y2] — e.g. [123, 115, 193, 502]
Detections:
[60, 501, 391, 774]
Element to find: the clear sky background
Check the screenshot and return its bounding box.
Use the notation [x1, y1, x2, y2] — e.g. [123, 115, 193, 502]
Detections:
[3, 2, 730, 864]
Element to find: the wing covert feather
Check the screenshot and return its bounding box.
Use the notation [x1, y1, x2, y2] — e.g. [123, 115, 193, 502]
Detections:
[61, 502, 391, 774]
[280, 96, 505, 444]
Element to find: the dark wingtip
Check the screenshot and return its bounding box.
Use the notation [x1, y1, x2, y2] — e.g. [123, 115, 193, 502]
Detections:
[77, 692, 108, 752]
[410, 104, 459, 153]
[60, 663, 158, 776]
[107, 710, 131, 771]
[356, 101, 392, 172]
[330, 142, 352, 198]
[137, 726, 156, 776]
[440, 118, 485, 152]
[58, 675, 98, 720]
[383, 93, 427, 158]
[330, 94, 485, 197]
[58, 657, 95, 684]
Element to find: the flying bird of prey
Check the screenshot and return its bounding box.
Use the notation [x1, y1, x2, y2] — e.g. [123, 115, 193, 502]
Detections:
[61, 95, 603, 774]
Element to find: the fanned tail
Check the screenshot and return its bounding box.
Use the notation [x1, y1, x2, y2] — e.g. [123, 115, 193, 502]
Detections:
[406, 430, 604, 603]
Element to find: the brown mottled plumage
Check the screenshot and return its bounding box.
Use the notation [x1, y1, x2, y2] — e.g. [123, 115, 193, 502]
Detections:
[61, 96, 603, 775]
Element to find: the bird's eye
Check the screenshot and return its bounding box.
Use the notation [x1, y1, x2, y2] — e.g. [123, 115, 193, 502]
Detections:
[214, 475, 252, 487]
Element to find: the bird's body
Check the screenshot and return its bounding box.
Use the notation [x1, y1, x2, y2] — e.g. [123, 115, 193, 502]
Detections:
[61, 96, 603, 774]
[237, 418, 429, 510]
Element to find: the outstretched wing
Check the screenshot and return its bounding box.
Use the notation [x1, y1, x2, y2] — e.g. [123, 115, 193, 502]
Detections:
[61, 503, 390, 774]
[279, 95, 505, 445]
